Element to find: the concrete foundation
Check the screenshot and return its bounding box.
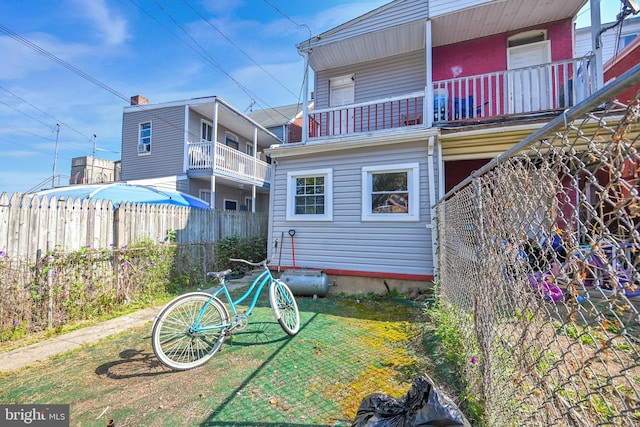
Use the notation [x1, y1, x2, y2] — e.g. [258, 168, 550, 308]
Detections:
[321, 274, 433, 296]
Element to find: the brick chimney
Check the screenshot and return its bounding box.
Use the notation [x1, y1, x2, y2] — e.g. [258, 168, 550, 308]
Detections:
[130, 95, 149, 106]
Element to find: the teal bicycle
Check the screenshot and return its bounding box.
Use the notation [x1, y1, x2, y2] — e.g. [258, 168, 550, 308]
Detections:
[151, 258, 300, 370]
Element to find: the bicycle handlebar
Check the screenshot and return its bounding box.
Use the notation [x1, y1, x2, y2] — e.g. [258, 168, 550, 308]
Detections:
[228, 258, 269, 267]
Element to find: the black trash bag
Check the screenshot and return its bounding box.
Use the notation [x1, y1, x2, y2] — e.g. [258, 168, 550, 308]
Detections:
[351, 375, 471, 427]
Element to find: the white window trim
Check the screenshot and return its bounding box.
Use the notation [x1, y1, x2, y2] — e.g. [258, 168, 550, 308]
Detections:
[286, 168, 333, 221]
[225, 131, 239, 148]
[201, 119, 213, 142]
[361, 163, 420, 222]
[138, 121, 152, 155]
[223, 198, 238, 211]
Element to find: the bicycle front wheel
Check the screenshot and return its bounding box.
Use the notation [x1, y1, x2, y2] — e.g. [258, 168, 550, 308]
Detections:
[269, 280, 300, 336]
[152, 292, 229, 370]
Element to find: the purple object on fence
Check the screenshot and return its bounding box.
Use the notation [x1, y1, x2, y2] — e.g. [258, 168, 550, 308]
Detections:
[528, 272, 564, 302]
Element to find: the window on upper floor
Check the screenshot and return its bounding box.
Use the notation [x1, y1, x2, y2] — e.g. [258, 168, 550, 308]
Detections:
[361, 163, 419, 222]
[617, 33, 638, 52]
[138, 122, 151, 154]
[246, 142, 254, 156]
[286, 168, 333, 221]
[201, 120, 213, 142]
[225, 132, 239, 150]
[508, 30, 547, 48]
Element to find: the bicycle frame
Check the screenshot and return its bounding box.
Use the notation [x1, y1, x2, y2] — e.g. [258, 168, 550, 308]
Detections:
[192, 268, 273, 333]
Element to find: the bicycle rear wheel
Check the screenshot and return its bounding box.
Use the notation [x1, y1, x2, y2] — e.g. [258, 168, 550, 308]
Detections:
[152, 292, 229, 370]
[269, 280, 300, 336]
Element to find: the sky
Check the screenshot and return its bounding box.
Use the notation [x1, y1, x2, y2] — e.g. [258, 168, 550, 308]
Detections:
[0, 0, 629, 195]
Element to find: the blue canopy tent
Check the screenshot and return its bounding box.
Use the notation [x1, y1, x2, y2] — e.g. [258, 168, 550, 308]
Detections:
[33, 183, 211, 209]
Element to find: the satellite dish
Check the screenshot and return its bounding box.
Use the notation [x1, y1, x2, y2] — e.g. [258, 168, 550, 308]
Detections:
[622, 0, 640, 14]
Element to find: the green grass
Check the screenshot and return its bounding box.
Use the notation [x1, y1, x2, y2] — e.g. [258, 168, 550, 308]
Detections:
[0, 292, 459, 426]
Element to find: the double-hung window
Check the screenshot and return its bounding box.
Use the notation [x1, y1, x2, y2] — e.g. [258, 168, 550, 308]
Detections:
[362, 163, 419, 221]
[138, 122, 151, 154]
[201, 120, 213, 141]
[286, 168, 333, 221]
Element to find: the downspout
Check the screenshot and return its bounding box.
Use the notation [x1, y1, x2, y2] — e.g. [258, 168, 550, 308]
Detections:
[301, 51, 310, 143]
[211, 100, 219, 209]
[427, 135, 438, 279]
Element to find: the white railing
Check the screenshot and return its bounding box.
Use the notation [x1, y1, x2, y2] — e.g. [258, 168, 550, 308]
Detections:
[187, 141, 271, 185]
[306, 56, 596, 137]
[433, 56, 595, 122]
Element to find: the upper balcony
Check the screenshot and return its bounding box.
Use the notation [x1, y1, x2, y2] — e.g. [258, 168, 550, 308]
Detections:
[306, 56, 595, 140]
[186, 141, 272, 187]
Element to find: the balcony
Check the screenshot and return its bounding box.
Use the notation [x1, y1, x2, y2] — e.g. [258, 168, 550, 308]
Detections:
[306, 56, 595, 139]
[187, 141, 272, 186]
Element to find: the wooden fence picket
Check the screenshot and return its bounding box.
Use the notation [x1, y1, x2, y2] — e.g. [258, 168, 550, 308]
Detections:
[0, 192, 268, 260]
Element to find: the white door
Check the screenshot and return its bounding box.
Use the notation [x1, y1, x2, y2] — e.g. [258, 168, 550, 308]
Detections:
[330, 76, 354, 135]
[507, 41, 551, 113]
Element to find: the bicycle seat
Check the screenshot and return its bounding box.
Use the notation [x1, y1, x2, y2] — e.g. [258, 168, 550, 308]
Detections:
[207, 269, 232, 279]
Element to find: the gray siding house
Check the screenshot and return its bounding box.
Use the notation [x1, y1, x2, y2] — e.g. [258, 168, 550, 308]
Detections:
[121, 95, 281, 212]
[266, 0, 608, 288]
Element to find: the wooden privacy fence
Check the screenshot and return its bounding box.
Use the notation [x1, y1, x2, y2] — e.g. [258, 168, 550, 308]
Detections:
[0, 192, 268, 260]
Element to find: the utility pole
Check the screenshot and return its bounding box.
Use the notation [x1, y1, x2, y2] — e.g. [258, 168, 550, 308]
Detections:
[51, 124, 60, 188]
[91, 134, 97, 184]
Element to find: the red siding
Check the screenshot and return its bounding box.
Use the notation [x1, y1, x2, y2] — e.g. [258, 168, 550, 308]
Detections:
[432, 19, 574, 80]
[604, 36, 640, 104]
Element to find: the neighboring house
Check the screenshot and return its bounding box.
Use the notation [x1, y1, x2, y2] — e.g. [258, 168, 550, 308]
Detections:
[248, 103, 309, 144]
[265, 0, 609, 288]
[69, 156, 120, 185]
[575, 15, 640, 64]
[120, 95, 281, 212]
[604, 30, 640, 102]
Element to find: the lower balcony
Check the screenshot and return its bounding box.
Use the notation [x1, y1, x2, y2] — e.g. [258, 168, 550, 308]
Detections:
[307, 56, 595, 139]
[187, 141, 272, 187]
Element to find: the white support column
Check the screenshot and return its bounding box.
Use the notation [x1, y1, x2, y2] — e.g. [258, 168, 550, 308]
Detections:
[183, 105, 189, 172]
[425, 20, 434, 128]
[590, 0, 604, 91]
[252, 126, 258, 213]
[301, 51, 310, 143]
[211, 101, 219, 209]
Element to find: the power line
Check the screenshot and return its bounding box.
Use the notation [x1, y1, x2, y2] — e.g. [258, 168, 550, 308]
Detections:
[145, 0, 295, 125]
[0, 25, 130, 104]
[0, 85, 93, 141]
[181, 0, 298, 99]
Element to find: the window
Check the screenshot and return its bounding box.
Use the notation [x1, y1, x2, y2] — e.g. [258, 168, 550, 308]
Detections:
[246, 142, 254, 156]
[362, 163, 419, 221]
[138, 122, 151, 154]
[618, 34, 638, 52]
[225, 132, 239, 150]
[224, 199, 238, 211]
[199, 190, 211, 205]
[201, 120, 213, 141]
[286, 168, 333, 221]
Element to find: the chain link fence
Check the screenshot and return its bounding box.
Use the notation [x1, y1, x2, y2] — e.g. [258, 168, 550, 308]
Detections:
[435, 64, 640, 425]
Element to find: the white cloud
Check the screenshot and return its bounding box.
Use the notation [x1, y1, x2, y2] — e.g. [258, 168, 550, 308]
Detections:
[69, 0, 129, 46]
